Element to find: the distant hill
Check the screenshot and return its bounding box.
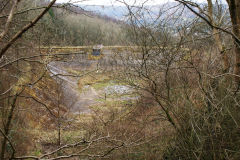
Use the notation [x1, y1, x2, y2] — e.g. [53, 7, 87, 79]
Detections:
[79, 5, 127, 20]
[74, 3, 197, 23]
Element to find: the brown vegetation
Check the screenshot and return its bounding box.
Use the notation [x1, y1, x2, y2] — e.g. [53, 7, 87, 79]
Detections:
[0, 0, 240, 159]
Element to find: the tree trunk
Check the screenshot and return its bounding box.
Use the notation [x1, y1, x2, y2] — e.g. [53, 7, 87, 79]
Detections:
[0, 95, 18, 159]
[227, 0, 240, 81]
[207, 0, 230, 72]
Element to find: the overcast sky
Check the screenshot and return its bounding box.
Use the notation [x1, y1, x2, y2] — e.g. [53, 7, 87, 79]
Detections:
[56, 0, 203, 6]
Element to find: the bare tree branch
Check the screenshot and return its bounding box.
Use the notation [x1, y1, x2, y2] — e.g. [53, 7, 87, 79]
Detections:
[175, 0, 240, 44]
[0, 0, 20, 41]
[0, 0, 57, 58]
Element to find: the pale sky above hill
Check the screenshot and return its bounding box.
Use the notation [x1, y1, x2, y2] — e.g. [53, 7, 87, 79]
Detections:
[56, 0, 207, 6]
